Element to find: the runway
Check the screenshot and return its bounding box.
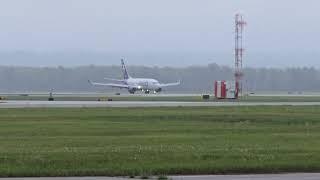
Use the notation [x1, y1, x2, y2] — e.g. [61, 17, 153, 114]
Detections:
[1, 100, 320, 108]
[170, 173, 320, 180]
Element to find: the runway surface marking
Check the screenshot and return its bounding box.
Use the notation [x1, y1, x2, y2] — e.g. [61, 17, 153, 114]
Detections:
[1, 100, 320, 108]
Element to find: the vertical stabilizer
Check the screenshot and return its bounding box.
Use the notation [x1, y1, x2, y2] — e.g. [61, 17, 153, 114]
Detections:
[121, 59, 130, 80]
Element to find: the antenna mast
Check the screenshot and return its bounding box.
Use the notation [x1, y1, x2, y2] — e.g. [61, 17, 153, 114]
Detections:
[234, 13, 246, 96]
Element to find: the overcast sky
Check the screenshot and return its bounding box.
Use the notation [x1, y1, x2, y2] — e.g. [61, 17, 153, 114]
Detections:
[0, 0, 319, 67]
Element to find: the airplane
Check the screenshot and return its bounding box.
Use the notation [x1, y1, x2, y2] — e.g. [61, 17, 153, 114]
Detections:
[88, 59, 180, 94]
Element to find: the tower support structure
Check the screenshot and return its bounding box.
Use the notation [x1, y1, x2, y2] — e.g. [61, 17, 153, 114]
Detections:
[234, 13, 246, 96]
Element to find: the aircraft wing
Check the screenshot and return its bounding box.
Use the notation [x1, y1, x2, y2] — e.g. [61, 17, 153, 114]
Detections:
[159, 81, 181, 87]
[104, 77, 125, 82]
[88, 80, 129, 89]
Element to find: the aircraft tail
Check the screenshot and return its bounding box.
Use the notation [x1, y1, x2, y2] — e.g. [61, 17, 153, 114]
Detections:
[121, 59, 130, 80]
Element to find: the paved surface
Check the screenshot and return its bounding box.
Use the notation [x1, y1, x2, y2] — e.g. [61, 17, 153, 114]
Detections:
[170, 173, 320, 179]
[2, 100, 320, 108]
[0, 93, 203, 97]
[1, 173, 320, 179]
[2, 92, 320, 97]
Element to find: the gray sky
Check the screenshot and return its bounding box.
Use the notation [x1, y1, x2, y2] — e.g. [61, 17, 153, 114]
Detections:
[0, 0, 319, 67]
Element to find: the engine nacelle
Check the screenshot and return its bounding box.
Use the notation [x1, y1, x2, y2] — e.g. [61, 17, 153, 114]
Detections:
[128, 88, 136, 94]
[155, 88, 162, 93]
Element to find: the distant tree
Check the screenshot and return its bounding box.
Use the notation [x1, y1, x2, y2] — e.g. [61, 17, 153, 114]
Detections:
[0, 65, 319, 93]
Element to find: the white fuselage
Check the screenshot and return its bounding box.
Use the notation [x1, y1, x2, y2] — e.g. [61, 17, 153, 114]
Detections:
[90, 59, 180, 94]
[125, 78, 161, 92]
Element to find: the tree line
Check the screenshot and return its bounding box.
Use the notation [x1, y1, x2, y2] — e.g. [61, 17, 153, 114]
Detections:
[0, 64, 319, 93]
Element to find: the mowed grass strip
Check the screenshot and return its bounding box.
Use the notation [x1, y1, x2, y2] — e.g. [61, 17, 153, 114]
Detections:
[0, 106, 319, 177]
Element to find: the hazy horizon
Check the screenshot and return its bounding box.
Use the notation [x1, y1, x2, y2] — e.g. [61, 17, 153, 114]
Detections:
[0, 51, 319, 69]
[0, 0, 320, 67]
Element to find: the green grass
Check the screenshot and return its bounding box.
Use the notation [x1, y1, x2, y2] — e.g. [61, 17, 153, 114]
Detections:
[240, 95, 320, 102]
[0, 106, 320, 177]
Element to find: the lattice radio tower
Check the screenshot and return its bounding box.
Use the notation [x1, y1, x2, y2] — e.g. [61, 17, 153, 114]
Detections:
[234, 13, 246, 95]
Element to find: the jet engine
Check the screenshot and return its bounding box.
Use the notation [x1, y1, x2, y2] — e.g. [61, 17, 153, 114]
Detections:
[155, 88, 162, 93]
[128, 88, 136, 94]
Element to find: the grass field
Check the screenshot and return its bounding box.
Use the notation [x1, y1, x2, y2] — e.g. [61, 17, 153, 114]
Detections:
[0, 106, 320, 177]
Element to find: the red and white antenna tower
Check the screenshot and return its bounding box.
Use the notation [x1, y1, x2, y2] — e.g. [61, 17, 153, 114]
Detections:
[234, 13, 246, 96]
